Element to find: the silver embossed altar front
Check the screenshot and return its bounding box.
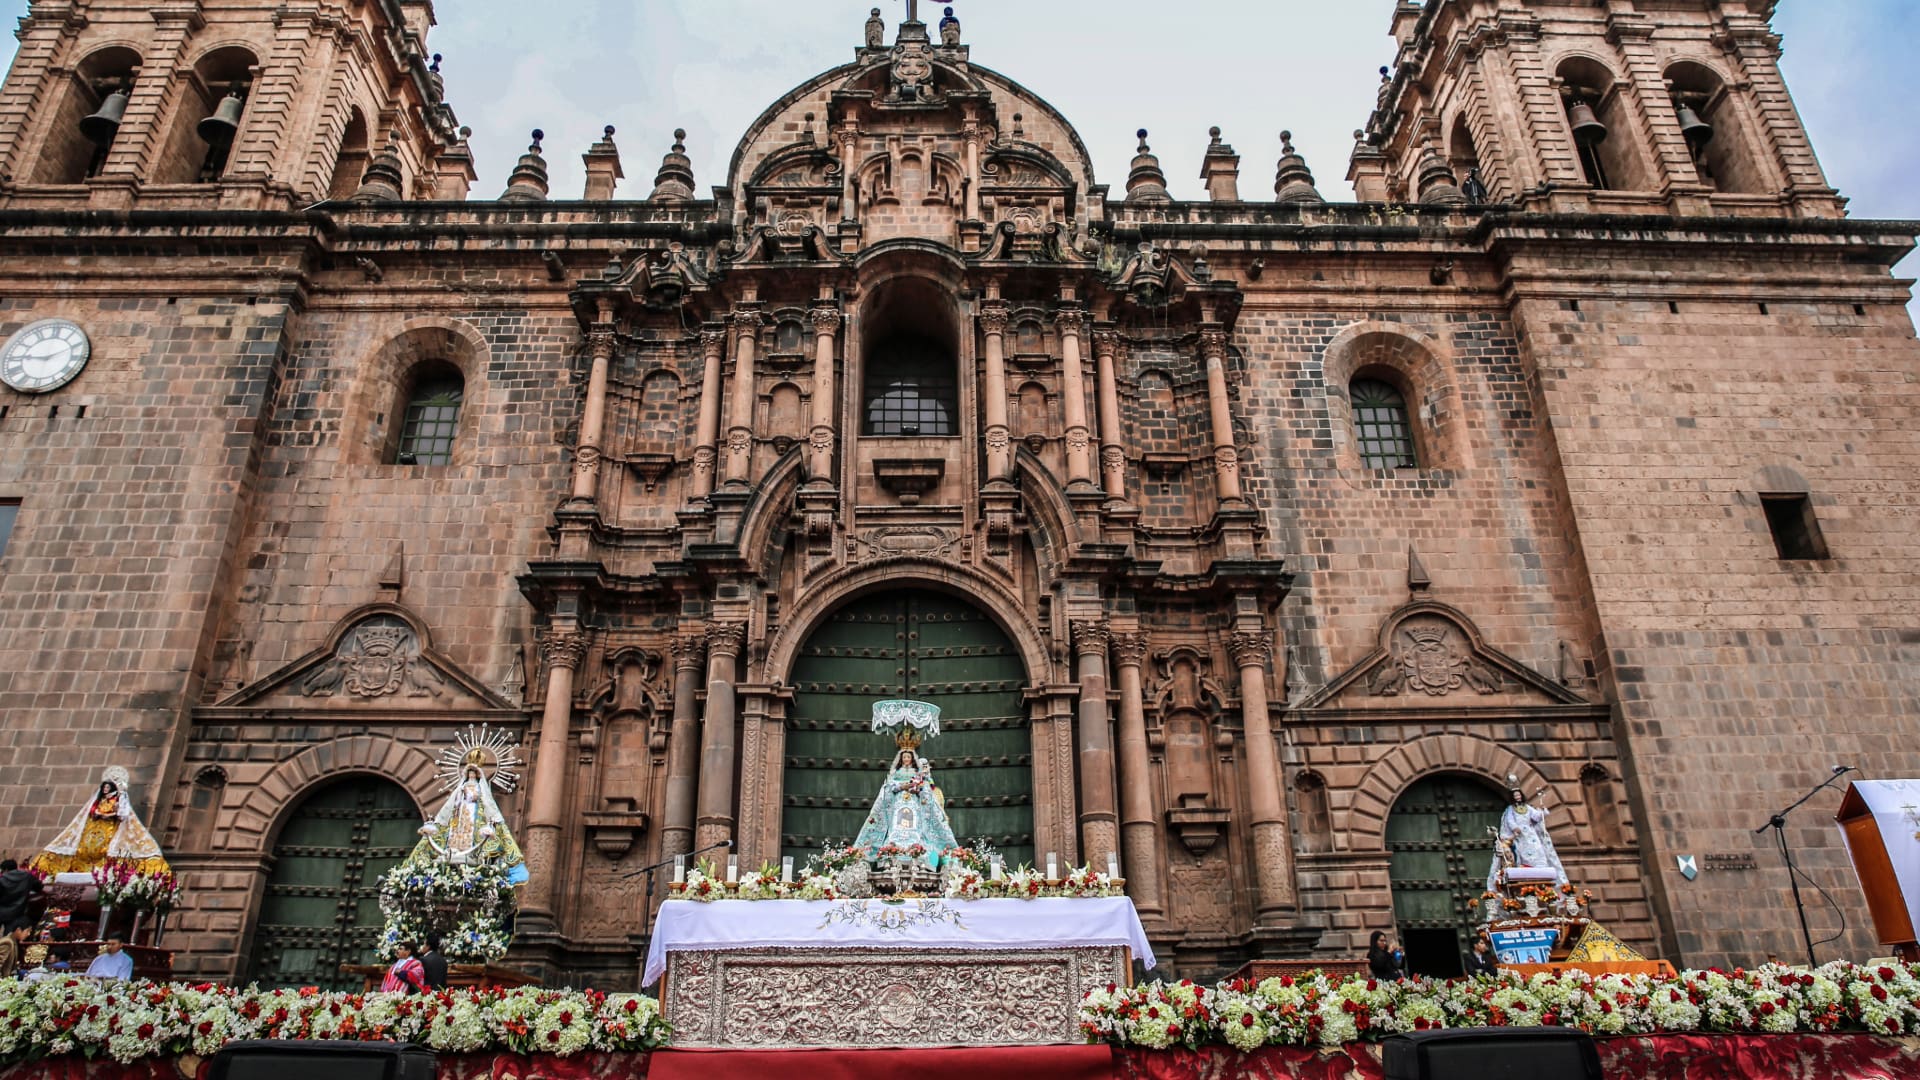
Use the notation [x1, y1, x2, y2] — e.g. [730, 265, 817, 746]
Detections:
[646, 897, 1152, 1047]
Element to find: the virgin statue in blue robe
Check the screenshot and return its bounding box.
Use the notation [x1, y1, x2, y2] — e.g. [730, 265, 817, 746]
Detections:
[854, 749, 959, 869]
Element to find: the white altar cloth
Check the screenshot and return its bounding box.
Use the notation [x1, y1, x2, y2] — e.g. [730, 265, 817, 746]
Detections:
[643, 896, 1154, 986]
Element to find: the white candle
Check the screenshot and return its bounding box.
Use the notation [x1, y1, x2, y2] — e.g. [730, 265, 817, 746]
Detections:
[673, 855, 686, 884]
[781, 856, 794, 883]
[990, 857, 1004, 881]
[1046, 852, 1058, 880]
[1107, 853, 1120, 880]
[726, 855, 739, 884]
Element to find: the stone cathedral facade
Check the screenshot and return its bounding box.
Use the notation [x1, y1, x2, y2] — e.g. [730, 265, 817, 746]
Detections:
[0, 0, 1916, 989]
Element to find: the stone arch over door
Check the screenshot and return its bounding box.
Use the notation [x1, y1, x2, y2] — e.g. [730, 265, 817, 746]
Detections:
[244, 773, 420, 990]
[1385, 773, 1507, 979]
[1340, 734, 1552, 850]
[778, 589, 1036, 870]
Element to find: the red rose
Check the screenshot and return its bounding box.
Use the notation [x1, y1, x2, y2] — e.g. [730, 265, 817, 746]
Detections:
[1880, 967, 1897, 981]
[1241, 1014, 1254, 1028]
[625, 999, 639, 1014]
[137, 1023, 155, 1039]
[1166, 1024, 1180, 1037]
[1873, 985, 1889, 1002]
[559, 1011, 573, 1025]
[547, 1030, 560, 1043]
[1889, 1017, 1902, 1034]
[198, 1021, 213, 1035]
[1759, 1002, 1775, 1016]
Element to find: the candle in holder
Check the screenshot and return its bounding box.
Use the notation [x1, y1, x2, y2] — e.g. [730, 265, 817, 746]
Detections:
[673, 855, 686, 884]
[1046, 852, 1058, 880]
[726, 855, 739, 884]
[990, 856, 1004, 881]
[781, 856, 794, 883]
[1107, 853, 1120, 880]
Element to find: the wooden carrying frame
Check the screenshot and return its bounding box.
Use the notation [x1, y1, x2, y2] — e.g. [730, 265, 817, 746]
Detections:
[1835, 782, 1920, 961]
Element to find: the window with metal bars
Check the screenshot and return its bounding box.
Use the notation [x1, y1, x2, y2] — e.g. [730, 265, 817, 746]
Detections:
[393, 371, 464, 465]
[863, 335, 956, 436]
[1351, 378, 1417, 469]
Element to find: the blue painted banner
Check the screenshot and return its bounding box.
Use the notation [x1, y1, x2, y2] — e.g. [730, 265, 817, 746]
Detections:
[1490, 927, 1560, 965]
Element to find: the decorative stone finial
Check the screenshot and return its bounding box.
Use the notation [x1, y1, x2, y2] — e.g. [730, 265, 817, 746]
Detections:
[866, 7, 886, 47]
[1415, 136, 1467, 206]
[1126, 128, 1170, 204]
[499, 129, 551, 202]
[1012, 113, 1025, 139]
[1273, 130, 1324, 204]
[352, 136, 405, 202]
[649, 127, 696, 203]
[583, 125, 624, 200]
[939, 5, 961, 46]
[1200, 126, 1240, 202]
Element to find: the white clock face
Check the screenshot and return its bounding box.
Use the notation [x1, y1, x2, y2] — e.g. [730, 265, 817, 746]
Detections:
[1, 319, 91, 394]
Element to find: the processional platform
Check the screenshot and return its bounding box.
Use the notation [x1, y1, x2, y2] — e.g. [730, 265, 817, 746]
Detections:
[646, 896, 1151, 1048]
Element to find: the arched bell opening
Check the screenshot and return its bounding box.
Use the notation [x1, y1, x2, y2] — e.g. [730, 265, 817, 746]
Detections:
[244, 774, 420, 990]
[1385, 773, 1506, 978]
[328, 107, 370, 200]
[155, 45, 257, 185]
[32, 46, 142, 184]
[779, 589, 1034, 871]
[1557, 57, 1651, 192]
[1665, 60, 1768, 195]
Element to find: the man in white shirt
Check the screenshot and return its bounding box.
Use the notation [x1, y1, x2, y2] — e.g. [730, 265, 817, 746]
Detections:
[84, 937, 133, 982]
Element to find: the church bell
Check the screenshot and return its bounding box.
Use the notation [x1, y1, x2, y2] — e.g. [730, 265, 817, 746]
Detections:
[1568, 100, 1608, 145]
[1675, 101, 1714, 148]
[197, 91, 245, 147]
[78, 88, 129, 146]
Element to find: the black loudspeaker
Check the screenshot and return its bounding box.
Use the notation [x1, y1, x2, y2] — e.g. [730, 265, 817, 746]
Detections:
[209, 1040, 436, 1080]
[1383, 1026, 1602, 1080]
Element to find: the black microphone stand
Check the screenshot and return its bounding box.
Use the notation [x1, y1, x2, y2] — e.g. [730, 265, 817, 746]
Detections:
[1754, 767, 1853, 968]
[620, 839, 731, 948]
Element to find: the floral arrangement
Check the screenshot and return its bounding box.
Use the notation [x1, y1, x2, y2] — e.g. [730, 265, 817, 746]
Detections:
[874, 842, 928, 863]
[733, 866, 787, 901]
[90, 865, 181, 913]
[814, 844, 868, 872]
[377, 860, 517, 963]
[0, 980, 668, 1067]
[1081, 962, 1920, 1051]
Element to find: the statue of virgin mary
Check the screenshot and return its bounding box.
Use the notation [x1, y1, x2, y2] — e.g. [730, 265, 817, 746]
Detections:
[854, 701, 959, 869]
[29, 766, 171, 880]
[396, 732, 528, 884]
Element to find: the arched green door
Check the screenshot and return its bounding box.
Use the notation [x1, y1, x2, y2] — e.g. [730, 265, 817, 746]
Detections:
[783, 591, 1032, 869]
[1386, 774, 1505, 978]
[247, 776, 419, 990]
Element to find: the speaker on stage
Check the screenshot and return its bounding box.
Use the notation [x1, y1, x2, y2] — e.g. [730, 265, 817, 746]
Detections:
[1383, 1026, 1602, 1080]
[209, 1040, 436, 1080]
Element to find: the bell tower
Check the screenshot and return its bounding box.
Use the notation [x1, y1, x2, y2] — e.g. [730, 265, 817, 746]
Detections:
[1350, 0, 1841, 218]
[0, 0, 470, 210]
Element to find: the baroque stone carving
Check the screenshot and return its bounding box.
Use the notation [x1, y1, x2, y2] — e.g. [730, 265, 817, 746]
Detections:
[809, 306, 842, 335]
[1110, 633, 1149, 668]
[978, 305, 1009, 336]
[301, 616, 445, 699]
[665, 946, 1129, 1047]
[671, 633, 707, 672]
[705, 622, 748, 656]
[1071, 620, 1110, 655]
[1228, 631, 1273, 670]
[538, 630, 588, 673]
[1369, 616, 1501, 697]
[864, 7, 884, 48]
[889, 42, 935, 103]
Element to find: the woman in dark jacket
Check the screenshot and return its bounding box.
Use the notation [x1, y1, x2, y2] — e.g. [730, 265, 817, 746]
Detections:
[1366, 930, 1403, 981]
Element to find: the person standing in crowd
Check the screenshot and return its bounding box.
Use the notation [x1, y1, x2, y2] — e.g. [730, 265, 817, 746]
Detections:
[1465, 934, 1500, 976]
[0, 861, 43, 929]
[417, 934, 448, 991]
[380, 941, 427, 994]
[84, 936, 133, 981]
[1367, 930, 1404, 981]
[0, 922, 31, 977]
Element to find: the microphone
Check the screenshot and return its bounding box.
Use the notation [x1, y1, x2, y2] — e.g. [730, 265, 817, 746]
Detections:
[1833, 765, 1855, 775]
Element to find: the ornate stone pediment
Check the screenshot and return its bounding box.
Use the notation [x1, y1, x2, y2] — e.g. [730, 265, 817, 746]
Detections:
[1295, 601, 1587, 711]
[216, 604, 516, 711]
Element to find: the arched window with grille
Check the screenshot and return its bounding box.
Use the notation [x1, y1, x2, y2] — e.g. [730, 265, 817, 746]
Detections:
[1351, 378, 1417, 469]
[863, 333, 956, 436]
[393, 366, 464, 465]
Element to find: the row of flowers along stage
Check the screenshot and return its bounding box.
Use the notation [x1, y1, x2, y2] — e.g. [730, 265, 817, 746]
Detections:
[9, 707, 1920, 1077]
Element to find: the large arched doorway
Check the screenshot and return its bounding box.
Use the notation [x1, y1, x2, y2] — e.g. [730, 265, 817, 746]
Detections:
[246, 775, 419, 989]
[782, 590, 1032, 869]
[1386, 774, 1505, 977]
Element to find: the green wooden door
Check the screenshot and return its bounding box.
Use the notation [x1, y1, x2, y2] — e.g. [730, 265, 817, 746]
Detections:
[783, 591, 1033, 869]
[247, 776, 419, 990]
[1386, 775, 1505, 977]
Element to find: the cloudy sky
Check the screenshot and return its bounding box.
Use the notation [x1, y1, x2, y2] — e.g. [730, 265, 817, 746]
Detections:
[2, 1, 1915, 301]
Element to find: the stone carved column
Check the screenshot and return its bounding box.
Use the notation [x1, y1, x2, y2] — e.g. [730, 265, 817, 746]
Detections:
[980, 303, 1012, 481]
[660, 633, 707, 861]
[963, 120, 984, 221]
[807, 306, 840, 482]
[1200, 329, 1244, 507]
[1231, 630, 1295, 919]
[97, 8, 202, 184]
[837, 123, 860, 222]
[520, 628, 587, 922]
[571, 319, 617, 502]
[1072, 620, 1119, 871]
[1057, 309, 1095, 487]
[724, 312, 762, 485]
[691, 328, 727, 499]
[694, 622, 746, 849]
[1092, 330, 1128, 501]
[1110, 632, 1165, 922]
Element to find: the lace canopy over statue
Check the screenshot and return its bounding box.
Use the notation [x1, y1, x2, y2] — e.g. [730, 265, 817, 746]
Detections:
[29, 766, 170, 880]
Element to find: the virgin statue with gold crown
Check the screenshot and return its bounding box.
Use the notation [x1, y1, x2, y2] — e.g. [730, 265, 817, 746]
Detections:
[854, 700, 959, 870]
[29, 766, 171, 881]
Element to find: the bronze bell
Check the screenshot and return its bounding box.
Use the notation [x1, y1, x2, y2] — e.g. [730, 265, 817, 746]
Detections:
[1568, 100, 1608, 145]
[1676, 102, 1713, 148]
[197, 91, 245, 147]
[79, 88, 129, 146]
